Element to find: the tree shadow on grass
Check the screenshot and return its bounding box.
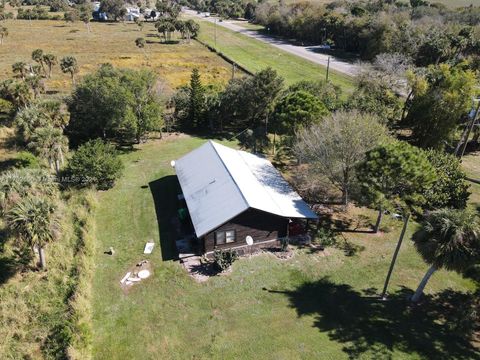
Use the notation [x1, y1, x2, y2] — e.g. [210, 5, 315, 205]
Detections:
[149, 175, 181, 261]
[316, 210, 377, 234]
[0, 158, 23, 172]
[0, 257, 17, 285]
[0, 228, 18, 285]
[267, 277, 479, 359]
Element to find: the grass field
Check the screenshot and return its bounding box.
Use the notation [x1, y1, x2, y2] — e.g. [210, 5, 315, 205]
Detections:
[193, 19, 355, 91]
[462, 152, 480, 209]
[0, 19, 234, 95]
[91, 135, 477, 360]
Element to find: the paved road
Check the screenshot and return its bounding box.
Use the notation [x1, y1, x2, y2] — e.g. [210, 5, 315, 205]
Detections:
[184, 9, 360, 77]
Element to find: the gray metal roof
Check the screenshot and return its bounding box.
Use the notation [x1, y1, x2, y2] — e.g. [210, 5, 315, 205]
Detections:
[174, 141, 318, 237]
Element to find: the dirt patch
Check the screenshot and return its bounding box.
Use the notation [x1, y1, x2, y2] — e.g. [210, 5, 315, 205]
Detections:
[181, 256, 235, 282]
[263, 247, 295, 260]
[119, 260, 153, 293]
[158, 132, 189, 142]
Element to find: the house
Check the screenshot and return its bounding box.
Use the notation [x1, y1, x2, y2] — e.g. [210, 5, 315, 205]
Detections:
[92, 2, 108, 21]
[125, 7, 140, 21]
[173, 141, 318, 256]
[125, 12, 140, 21]
[143, 9, 159, 21]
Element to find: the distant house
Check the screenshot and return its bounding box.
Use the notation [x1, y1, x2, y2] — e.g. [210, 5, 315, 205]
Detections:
[143, 9, 159, 21]
[125, 7, 140, 21]
[92, 2, 108, 21]
[174, 141, 318, 256]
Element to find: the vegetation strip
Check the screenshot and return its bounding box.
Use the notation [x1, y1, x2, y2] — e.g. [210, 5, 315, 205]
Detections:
[194, 38, 253, 76]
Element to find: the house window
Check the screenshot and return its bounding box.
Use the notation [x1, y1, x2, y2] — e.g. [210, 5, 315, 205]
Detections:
[225, 230, 236, 243]
[215, 230, 236, 245]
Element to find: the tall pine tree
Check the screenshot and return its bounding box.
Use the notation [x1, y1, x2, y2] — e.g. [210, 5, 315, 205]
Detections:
[188, 68, 205, 130]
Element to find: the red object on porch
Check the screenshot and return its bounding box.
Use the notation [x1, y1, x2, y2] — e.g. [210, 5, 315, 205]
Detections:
[289, 221, 305, 236]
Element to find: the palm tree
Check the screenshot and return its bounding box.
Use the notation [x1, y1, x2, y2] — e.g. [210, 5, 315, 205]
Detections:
[186, 19, 200, 42]
[135, 17, 143, 31]
[12, 61, 28, 80]
[6, 196, 60, 270]
[79, 6, 91, 32]
[31, 48, 46, 75]
[1, 79, 32, 108]
[175, 19, 186, 41]
[60, 56, 79, 85]
[14, 104, 50, 142]
[135, 37, 149, 62]
[42, 54, 57, 78]
[0, 168, 57, 215]
[40, 99, 70, 129]
[156, 19, 176, 42]
[28, 126, 69, 175]
[411, 209, 480, 302]
[0, 171, 31, 215]
[0, 26, 8, 45]
[25, 74, 45, 98]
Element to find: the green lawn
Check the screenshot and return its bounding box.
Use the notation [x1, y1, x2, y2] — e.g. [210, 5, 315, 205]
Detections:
[193, 19, 354, 92]
[462, 151, 480, 209]
[91, 135, 477, 360]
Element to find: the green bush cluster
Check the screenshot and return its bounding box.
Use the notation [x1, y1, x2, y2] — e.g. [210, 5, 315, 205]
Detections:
[315, 228, 337, 247]
[17, 6, 61, 20]
[213, 248, 239, 272]
[66, 139, 124, 190]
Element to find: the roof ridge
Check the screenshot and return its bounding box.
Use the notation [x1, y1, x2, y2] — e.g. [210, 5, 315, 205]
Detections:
[208, 141, 250, 210]
[235, 150, 286, 217]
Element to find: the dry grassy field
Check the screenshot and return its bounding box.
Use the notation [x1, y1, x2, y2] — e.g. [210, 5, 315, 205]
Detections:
[0, 19, 234, 96]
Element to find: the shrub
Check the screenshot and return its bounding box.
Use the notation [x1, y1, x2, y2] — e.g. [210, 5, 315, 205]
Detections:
[423, 150, 470, 210]
[315, 228, 337, 247]
[213, 248, 238, 272]
[66, 139, 123, 190]
[15, 151, 39, 168]
[280, 237, 289, 252]
[0, 98, 14, 124]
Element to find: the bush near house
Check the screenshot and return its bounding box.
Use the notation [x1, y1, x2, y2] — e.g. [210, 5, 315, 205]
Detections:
[213, 248, 239, 271]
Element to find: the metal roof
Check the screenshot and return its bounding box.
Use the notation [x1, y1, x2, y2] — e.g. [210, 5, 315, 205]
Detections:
[174, 141, 318, 237]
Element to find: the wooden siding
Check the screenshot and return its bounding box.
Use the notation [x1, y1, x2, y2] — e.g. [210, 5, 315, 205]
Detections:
[203, 208, 288, 254]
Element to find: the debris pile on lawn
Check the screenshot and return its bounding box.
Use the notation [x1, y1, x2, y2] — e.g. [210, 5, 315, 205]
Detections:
[120, 260, 152, 292]
[143, 242, 154, 254]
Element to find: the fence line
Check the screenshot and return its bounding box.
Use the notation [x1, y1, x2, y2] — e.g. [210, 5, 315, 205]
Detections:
[194, 38, 254, 76]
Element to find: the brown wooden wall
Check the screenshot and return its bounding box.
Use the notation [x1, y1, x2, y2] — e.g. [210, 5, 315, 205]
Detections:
[203, 208, 288, 254]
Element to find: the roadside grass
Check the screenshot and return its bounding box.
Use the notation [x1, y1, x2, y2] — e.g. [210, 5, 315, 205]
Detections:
[193, 18, 355, 91]
[0, 19, 234, 95]
[91, 135, 476, 360]
[229, 20, 264, 31]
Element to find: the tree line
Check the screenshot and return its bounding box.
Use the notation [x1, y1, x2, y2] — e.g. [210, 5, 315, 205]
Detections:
[169, 63, 479, 307]
[256, 1, 480, 62]
[0, 54, 168, 271]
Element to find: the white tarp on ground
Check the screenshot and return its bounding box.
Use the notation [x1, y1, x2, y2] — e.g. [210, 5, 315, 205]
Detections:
[174, 141, 318, 237]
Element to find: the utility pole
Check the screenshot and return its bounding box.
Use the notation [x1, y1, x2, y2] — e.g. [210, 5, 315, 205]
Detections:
[232, 63, 236, 79]
[458, 99, 480, 158]
[381, 213, 411, 300]
[214, 18, 217, 49]
[265, 112, 268, 136]
[326, 57, 330, 83]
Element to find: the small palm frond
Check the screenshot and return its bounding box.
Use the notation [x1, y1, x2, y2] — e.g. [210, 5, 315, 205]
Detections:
[413, 209, 480, 272]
